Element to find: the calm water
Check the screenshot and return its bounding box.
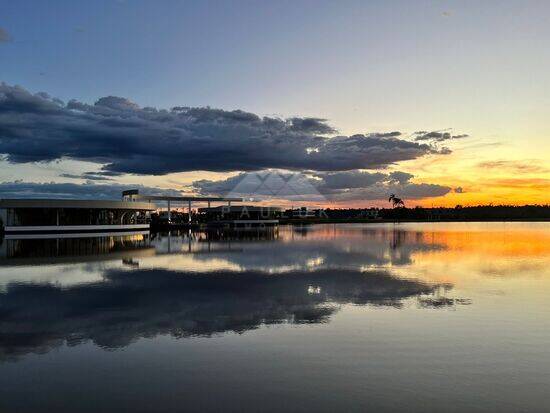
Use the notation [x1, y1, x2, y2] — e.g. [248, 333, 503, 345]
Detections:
[1, 223, 549, 412]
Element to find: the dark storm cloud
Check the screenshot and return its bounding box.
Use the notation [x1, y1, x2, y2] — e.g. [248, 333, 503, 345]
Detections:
[0, 83, 446, 175]
[318, 172, 451, 201]
[193, 173, 260, 195]
[414, 130, 469, 142]
[288, 117, 336, 134]
[0, 27, 11, 43]
[0, 267, 462, 360]
[387, 171, 414, 184]
[194, 169, 452, 201]
[194, 170, 324, 202]
[0, 181, 182, 199]
[377, 131, 402, 138]
[315, 170, 387, 189]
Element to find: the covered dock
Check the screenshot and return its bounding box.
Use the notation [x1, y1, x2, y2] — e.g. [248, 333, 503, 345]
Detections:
[122, 190, 244, 224]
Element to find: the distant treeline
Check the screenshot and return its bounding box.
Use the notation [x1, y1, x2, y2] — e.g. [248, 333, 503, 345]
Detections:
[324, 205, 550, 221]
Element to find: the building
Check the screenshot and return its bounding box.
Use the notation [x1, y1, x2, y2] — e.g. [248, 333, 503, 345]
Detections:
[0, 199, 156, 236]
[198, 205, 282, 221]
[198, 205, 281, 229]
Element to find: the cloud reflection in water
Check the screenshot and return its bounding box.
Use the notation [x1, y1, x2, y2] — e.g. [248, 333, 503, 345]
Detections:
[0, 267, 467, 361]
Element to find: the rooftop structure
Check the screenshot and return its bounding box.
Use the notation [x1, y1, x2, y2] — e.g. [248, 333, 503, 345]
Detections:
[0, 198, 156, 236]
[197, 205, 282, 213]
[122, 189, 242, 204]
[122, 189, 244, 224]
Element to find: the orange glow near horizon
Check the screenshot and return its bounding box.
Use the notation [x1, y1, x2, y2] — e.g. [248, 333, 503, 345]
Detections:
[275, 222, 550, 287]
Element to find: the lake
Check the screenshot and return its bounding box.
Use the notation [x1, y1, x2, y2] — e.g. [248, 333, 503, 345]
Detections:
[1, 222, 549, 412]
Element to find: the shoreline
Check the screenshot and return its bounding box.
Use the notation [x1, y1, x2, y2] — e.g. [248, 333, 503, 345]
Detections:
[279, 218, 550, 225]
[146, 218, 550, 232]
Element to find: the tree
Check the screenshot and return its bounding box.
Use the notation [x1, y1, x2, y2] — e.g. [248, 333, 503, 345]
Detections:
[388, 194, 405, 208]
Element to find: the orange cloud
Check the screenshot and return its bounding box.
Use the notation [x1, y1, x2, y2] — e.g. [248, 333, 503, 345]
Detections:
[477, 160, 549, 174]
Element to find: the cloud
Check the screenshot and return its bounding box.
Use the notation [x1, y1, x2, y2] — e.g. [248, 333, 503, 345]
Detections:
[0, 27, 11, 43]
[0, 181, 182, 199]
[388, 171, 415, 184]
[60, 171, 126, 181]
[454, 186, 464, 193]
[328, 182, 451, 202]
[315, 170, 387, 189]
[488, 178, 550, 190]
[414, 130, 469, 142]
[477, 160, 549, 174]
[194, 169, 452, 201]
[0, 83, 448, 175]
[287, 117, 336, 134]
[194, 170, 325, 202]
[0, 267, 462, 360]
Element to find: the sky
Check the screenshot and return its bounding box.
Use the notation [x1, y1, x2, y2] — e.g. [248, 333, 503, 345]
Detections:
[0, 0, 549, 207]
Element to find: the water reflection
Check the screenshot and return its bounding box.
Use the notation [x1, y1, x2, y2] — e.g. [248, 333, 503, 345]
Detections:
[0, 226, 445, 269]
[0, 233, 153, 264]
[145, 227, 447, 273]
[0, 267, 465, 361]
[4, 222, 549, 361]
[148, 228, 279, 252]
[1, 223, 548, 413]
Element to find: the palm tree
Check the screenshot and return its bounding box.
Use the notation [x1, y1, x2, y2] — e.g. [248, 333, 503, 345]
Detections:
[388, 193, 405, 208]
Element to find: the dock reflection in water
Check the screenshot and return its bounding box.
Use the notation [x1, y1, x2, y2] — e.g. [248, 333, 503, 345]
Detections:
[0, 233, 153, 262]
[0, 223, 549, 413]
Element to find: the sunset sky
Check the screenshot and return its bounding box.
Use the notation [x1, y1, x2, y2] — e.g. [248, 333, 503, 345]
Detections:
[1, 0, 549, 207]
